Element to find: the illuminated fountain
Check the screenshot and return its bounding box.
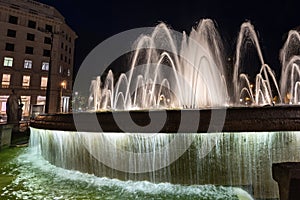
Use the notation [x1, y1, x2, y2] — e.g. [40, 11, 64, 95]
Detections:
[280, 29, 300, 104]
[233, 22, 282, 105]
[89, 21, 284, 110]
[90, 19, 228, 110]
[29, 19, 300, 200]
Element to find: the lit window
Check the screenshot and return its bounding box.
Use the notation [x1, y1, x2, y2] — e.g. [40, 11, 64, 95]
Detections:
[24, 60, 32, 69]
[3, 57, 13, 67]
[0, 96, 9, 112]
[2, 74, 11, 88]
[42, 62, 49, 70]
[59, 66, 62, 74]
[20, 96, 31, 116]
[22, 75, 30, 88]
[67, 69, 71, 76]
[37, 96, 46, 105]
[41, 76, 47, 89]
[1, 101, 6, 112]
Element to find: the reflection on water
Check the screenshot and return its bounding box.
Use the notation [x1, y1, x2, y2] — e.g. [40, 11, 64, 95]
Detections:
[0, 147, 252, 200]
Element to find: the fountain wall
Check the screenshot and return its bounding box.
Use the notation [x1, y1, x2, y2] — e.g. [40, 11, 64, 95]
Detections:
[30, 106, 300, 199]
[29, 126, 300, 199]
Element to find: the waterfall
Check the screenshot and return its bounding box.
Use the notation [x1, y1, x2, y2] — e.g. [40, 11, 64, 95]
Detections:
[30, 128, 300, 199]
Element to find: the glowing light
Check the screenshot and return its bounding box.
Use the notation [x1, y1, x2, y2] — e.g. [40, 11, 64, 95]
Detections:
[61, 81, 67, 89]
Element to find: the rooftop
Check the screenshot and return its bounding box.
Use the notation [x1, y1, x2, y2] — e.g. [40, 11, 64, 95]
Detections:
[0, 0, 65, 22]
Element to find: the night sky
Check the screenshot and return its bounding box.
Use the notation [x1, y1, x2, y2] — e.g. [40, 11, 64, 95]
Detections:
[36, 0, 300, 81]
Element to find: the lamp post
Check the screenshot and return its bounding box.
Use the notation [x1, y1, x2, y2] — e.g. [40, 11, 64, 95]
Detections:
[44, 31, 53, 113]
[60, 80, 66, 112]
[38, 27, 60, 113]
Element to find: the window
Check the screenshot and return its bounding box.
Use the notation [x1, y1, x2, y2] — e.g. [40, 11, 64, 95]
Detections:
[28, 20, 36, 29]
[59, 66, 62, 74]
[25, 46, 34, 54]
[68, 58, 71, 64]
[61, 42, 64, 49]
[65, 56, 67, 62]
[61, 54, 63, 60]
[37, 96, 46, 105]
[45, 24, 52, 32]
[22, 75, 30, 88]
[41, 76, 48, 89]
[2, 74, 11, 88]
[24, 60, 32, 69]
[42, 62, 49, 70]
[7, 29, 16, 37]
[43, 49, 51, 57]
[3, 57, 13, 67]
[8, 15, 18, 24]
[65, 45, 68, 51]
[27, 33, 35, 41]
[20, 96, 31, 116]
[69, 47, 71, 54]
[44, 37, 51, 44]
[67, 69, 71, 76]
[5, 43, 14, 51]
[69, 37, 71, 43]
[0, 97, 9, 112]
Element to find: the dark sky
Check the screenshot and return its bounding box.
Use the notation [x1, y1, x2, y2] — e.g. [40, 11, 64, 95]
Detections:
[36, 0, 300, 80]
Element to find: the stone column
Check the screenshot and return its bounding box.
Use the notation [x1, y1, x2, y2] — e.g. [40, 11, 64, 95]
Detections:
[272, 162, 300, 200]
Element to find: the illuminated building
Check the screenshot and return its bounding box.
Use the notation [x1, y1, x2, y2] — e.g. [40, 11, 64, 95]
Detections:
[0, 0, 77, 118]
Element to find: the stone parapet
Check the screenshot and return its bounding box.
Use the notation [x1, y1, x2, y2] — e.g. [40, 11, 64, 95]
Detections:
[30, 105, 300, 133]
[0, 123, 13, 149]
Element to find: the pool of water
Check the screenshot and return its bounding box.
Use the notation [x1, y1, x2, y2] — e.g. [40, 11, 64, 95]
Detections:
[0, 147, 253, 200]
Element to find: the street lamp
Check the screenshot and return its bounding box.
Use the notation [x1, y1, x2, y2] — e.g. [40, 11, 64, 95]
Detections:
[60, 80, 66, 112]
[44, 31, 53, 113]
[38, 27, 60, 113]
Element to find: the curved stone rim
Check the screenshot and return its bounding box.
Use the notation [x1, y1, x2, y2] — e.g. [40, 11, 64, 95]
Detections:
[30, 105, 300, 133]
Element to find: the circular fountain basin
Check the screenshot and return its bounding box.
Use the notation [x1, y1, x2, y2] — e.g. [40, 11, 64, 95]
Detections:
[30, 105, 300, 132]
[29, 105, 300, 199]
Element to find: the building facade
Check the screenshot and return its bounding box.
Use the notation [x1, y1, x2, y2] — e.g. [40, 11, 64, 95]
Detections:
[0, 0, 77, 119]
